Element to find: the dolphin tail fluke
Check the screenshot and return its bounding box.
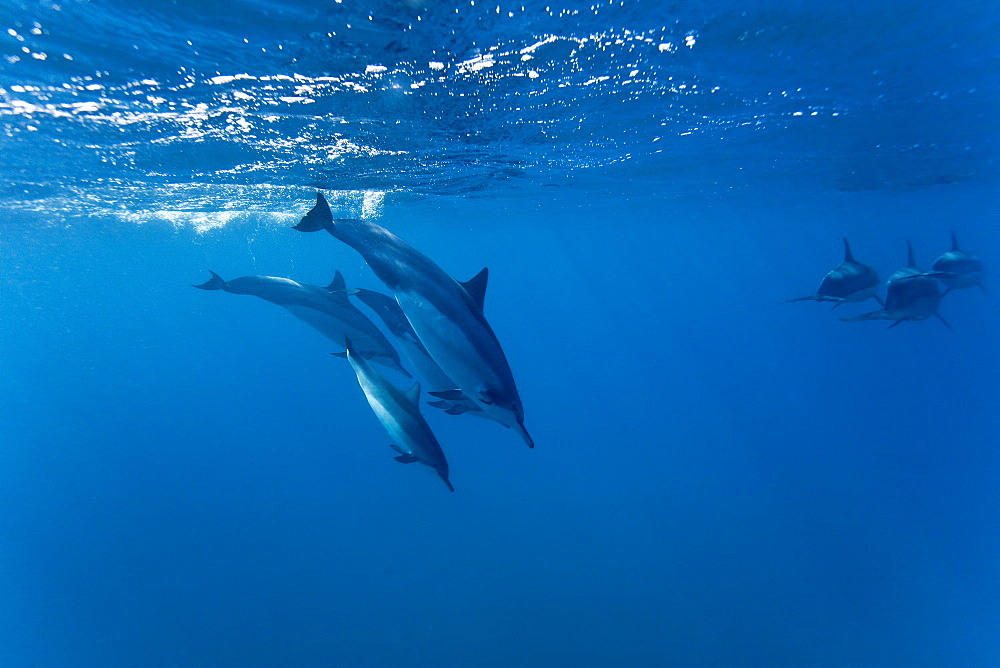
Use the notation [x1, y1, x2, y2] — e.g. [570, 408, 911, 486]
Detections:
[936, 313, 953, 329]
[294, 192, 333, 232]
[192, 270, 226, 290]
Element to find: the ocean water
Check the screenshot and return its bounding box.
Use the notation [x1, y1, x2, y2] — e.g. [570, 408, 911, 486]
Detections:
[2, 1, 999, 665]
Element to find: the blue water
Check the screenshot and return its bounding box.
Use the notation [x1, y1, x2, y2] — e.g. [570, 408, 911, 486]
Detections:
[2, 1, 999, 665]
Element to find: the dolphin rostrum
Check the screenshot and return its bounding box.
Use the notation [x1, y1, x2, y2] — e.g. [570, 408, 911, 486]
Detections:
[194, 271, 410, 376]
[294, 192, 533, 448]
[349, 287, 484, 418]
[841, 241, 950, 328]
[785, 238, 883, 308]
[344, 338, 454, 492]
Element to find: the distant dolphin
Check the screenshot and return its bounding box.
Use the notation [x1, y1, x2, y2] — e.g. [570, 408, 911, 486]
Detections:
[841, 241, 950, 328]
[194, 271, 410, 376]
[344, 338, 454, 492]
[294, 192, 534, 448]
[785, 238, 883, 307]
[930, 231, 987, 295]
[349, 287, 484, 418]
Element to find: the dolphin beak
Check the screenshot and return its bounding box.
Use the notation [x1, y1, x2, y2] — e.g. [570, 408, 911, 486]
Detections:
[515, 422, 535, 449]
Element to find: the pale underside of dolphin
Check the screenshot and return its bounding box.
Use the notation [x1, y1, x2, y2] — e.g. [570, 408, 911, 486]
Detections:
[193, 270, 410, 376]
[841, 241, 950, 329]
[785, 238, 883, 308]
[294, 191, 533, 448]
[344, 338, 454, 492]
[348, 287, 484, 418]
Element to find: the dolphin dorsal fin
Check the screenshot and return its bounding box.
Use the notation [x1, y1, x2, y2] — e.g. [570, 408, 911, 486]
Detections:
[326, 270, 347, 293]
[842, 238, 855, 262]
[461, 267, 489, 311]
[951, 231, 960, 251]
[906, 240, 917, 268]
[405, 382, 421, 405]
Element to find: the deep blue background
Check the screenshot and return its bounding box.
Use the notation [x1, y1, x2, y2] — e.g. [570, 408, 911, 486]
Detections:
[2, 0, 999, 665]
[3, 186, 998, 665]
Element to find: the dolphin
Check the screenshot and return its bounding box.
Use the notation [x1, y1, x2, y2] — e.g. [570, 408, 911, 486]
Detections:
[348, 287, 485, 418]
[294, 191, 534, 448]
[930, 231, 987, 296]
[194, 270, 410, 376]
[785, 238, 883, 308]
[841, 241, 950, 328]
[344, 338, 454, 492]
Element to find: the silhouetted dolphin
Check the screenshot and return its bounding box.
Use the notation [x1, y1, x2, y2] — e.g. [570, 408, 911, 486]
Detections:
[194, 271, 410, 376]
[930, 231, 986, 295]
[344, 338, 454, 492]
[295, 192, 533, 448]
[785, 238, 883, 307]
[349, 287, 484, 418]
[841, 241, 950, 328]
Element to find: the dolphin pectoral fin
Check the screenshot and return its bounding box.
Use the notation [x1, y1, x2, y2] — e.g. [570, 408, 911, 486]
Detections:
[941, 287, 953, 299]
[331, 351, 348, 359]
[193, 270, 226, 290]
[404, 383, 421, 405]
[935, 313, 953, 329]
[830, 301, 841, 311]
[888, 319, 905, 329]
[873, 295, 885, 306]
[294, 192, 333, 232]
[394, 454, 419, 464]
[427, 400, 450, 410]
[460, 267, 489, 311]
[389, 443, 408, 456]
[477, 390, 495, 405]
[978, 283, 989, 295]
[429, 389, 466, 401]
[783, 295, 819, 303]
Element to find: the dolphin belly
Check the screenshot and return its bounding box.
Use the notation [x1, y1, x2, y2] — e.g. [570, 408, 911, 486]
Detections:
[395, 291, 516, 427]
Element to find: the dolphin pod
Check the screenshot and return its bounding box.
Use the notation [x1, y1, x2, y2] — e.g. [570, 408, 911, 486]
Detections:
[788, 233, 987, 329]
[295, 191, 534, 449]
[193, 192, 534, 491]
